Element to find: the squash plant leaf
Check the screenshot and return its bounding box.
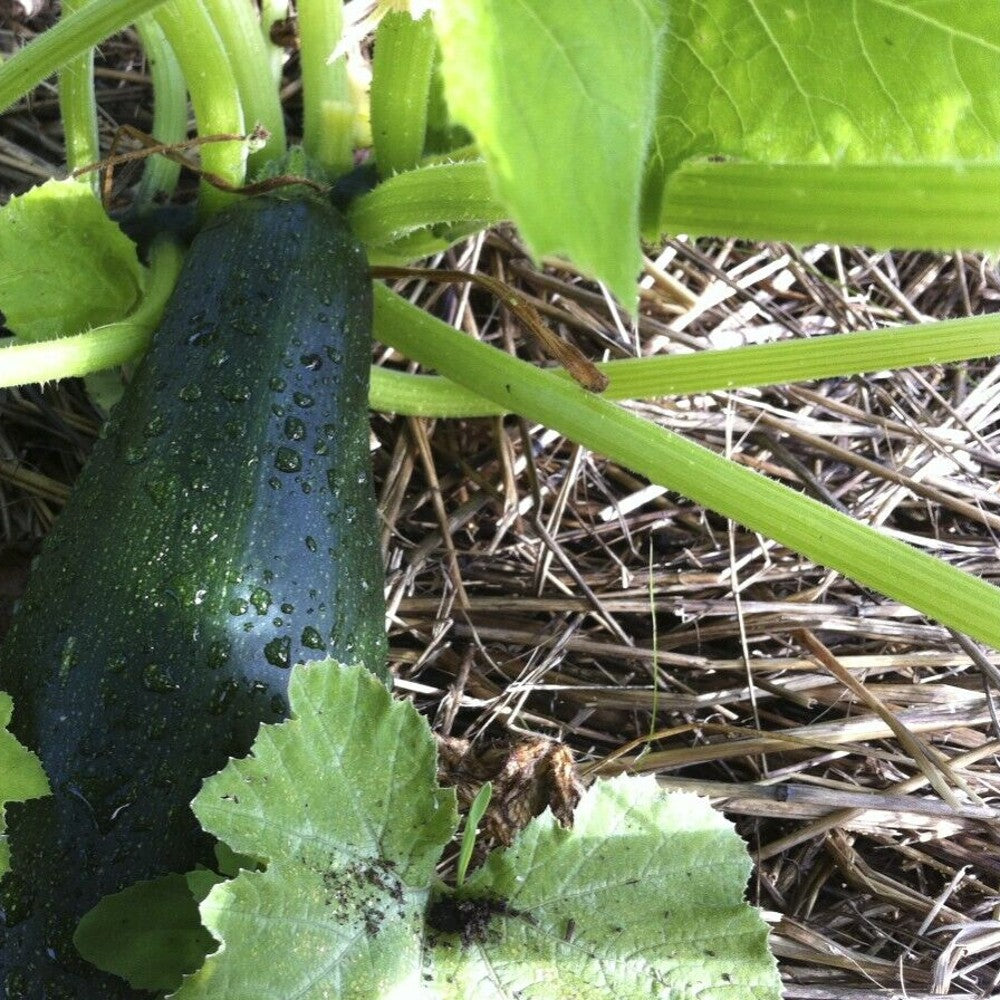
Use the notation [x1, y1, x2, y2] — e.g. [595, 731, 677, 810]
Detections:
[645, 2, 1000, 237]
[652, 2, 1000, 173]
[424, 776, 779, 999]
[73, 872, 222, 993]
[170, 660, 459, 999]
[170, 662, 777, 998]
[434, 0, 667, 308]
[0, 178, 144, 343]
[0, 691, 49, 878]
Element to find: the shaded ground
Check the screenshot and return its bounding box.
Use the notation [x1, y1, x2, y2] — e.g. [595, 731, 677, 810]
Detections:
[2, 10, 1000, 998]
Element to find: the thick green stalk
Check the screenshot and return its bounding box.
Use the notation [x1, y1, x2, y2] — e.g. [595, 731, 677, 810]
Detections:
[663, 160, 1000, 250]
[202, 0, 286, 170]
[132, 15, 185, 211]
[297, 0, 352, 175]
[370, 313, 1000, 417]
[57, 0, 99, 181]
[0, 0, 168, 113]
[373, 284, 1000, 651]
[349, 159, 503, 256]
[153, 0, 247, 214]
[370, 11, 436, 177]
[0, 239, 184, 388]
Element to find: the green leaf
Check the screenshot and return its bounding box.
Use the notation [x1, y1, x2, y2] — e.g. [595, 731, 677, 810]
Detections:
[0, 179, 144, 343]
[171, 661, 459, 998]
[73, 873, 219, 993]
[434, 0, 667, 306]
[167, 661, 777, 997]
[654, 2, 1000, 172]
[645, 3, 1000, 240]
[0, 690, 49, 878]
[425, 778, 779, 999]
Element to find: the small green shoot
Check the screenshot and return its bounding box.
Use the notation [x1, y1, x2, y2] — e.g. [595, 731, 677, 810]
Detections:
[455, 780, 492, 889]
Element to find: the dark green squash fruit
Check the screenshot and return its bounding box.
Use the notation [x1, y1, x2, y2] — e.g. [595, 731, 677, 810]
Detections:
[0, 192, 387, 998]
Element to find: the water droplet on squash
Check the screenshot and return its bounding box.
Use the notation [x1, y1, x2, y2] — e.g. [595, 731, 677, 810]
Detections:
[221, 383, 251, 402]
[143, 414, 166, 437]
[123, 443, 148, 465]
[275, 447, 301, 473]
[264, 636, 291, 669]
[250, 587, 271, 615]
[143, 663, 179, 693]
[301, 626, 326, 650]
[284, 416, 307, 441]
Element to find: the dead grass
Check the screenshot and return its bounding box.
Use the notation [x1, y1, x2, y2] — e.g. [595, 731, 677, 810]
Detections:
[2, 10, 1000, 997]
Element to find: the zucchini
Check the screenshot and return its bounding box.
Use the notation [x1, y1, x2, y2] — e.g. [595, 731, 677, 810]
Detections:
[0, 192, 387, 997]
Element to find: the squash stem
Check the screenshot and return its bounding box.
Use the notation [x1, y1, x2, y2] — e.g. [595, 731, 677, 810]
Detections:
[297, 0, 353, 176]
[0, 0, 169, 114]
[369, 312, 1000, 417]
[373, 283, 1000, 652]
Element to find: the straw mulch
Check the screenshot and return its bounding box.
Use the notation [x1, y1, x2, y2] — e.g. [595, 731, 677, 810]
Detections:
[2, 10, 1000, 998]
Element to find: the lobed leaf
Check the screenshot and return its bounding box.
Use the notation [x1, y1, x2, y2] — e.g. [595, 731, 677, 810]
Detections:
[171, 661, 458, 998]
[425, 778, 780, 999]
[0, 179, 144, 343]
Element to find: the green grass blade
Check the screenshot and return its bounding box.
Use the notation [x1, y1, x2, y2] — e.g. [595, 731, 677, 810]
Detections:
[455, 781, 492, 889]
[373, 285, 1000, 651]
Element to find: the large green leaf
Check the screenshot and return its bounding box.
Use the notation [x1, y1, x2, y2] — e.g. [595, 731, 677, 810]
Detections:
[426, 777, 778, 999]
[169, 662, 778, 998]
[653, 2, 1000, 172]
[171, 661, 459, 998]
[435, 0, 667, 306]
[432, 2, 1000, 272]
[646, 2, 1000, 239]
